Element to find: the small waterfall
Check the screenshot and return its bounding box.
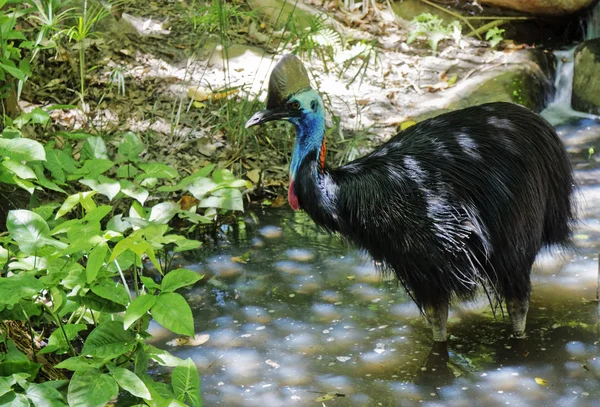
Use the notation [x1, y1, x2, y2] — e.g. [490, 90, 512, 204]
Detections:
[586, 0, 600, 40]
[552, 48, 576, 106]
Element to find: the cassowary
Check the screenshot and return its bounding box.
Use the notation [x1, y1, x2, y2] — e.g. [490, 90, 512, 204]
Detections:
[246, 54, 574, 342]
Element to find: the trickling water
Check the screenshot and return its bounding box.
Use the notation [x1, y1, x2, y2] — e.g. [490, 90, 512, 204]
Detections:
[586, 0, 600, 40]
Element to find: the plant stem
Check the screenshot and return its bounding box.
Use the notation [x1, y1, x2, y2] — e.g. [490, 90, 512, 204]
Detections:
[43, 303, 77, 357]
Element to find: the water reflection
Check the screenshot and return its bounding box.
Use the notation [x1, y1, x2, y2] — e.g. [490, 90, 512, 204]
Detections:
[149, 118, 600, 406]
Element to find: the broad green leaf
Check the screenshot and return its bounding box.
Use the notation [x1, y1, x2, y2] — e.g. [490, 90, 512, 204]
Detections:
[0, 392, 29, 407]
[0, 138, 45, 161]
[158, 164, 216, 193]
[148, 202, 179, 224]
[83, 205, 113, 223]
[161, 269, 203, 293]
[68, 369, 118, 407]
[0, 245, 8, 268]
[116, 164, 138, 179]
[108, 366, 151, 399]
[0, 372, 16, 397]
[124, 294, 157, 330]
[80, 176, 120, 201]
[54, 357, 104, 372]
[42, 148, 65, 183]
[83, 136, 108, 160]
[25, 382, 67, 407]
[56, 191, 97, 219]
[212, 168, 236, 183]
[120, 181, 149, 205]
[2, 159, 37, 179]
[0, 273, 44, 306]
[38, 324, 86, 355]
[86, 244, 107, 284]
[106, 214, 131, 233]
[6, 210, 50, 254]
[90, 279, 130, 306]
[187, 178, 217, 200]
[174, 238, 202, 252]
[137, 163, 179, 179]
[0, 340, 40, 378]
[66, 222, 101, 243]
[199, 188, 244, 212]
[71, 159, 114, 180]
[172, 358, 201, 407]
[81, 321, 136, 359]
[118, 132, 145, 161]
[29, 108, 50, 125]
[12, 175, 36, 194]
[145, 345, 185, 367]
[151, 293, 194, 337]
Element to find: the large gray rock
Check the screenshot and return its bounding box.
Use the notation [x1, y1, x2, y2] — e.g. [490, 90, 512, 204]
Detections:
[479, 0, 595, 15]
[572, 38, 600, 115]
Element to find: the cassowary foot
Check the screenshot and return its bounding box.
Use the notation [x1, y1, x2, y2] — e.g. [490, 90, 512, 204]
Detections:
[424, 303, 449, 342]
[506, 297, 529, 339]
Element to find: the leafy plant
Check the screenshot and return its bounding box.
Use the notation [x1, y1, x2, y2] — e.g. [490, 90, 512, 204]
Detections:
[406, 13, 462, 52]
[485, 26, 505, 48]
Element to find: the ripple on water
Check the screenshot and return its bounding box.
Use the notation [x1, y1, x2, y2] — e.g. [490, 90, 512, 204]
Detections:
[285, 248, 315, 262]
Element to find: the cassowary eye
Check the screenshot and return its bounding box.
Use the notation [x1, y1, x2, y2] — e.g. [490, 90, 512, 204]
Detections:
[289, 101, 301, 110]
[310, 100, 317, 111]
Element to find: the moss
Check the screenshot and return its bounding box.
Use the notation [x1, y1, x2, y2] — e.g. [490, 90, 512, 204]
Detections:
[572, 39, 600, 115]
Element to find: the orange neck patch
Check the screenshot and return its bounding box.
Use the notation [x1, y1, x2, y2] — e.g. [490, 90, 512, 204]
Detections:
[319, 136, 326, 173]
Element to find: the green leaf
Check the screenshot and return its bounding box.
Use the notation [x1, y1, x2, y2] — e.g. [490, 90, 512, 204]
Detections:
[137, 163, 179, 179]
[108, 366, 151, 399]
[0, 62, 26, 81]
[82, 136, 108, 160]
[158, 164, 216, 193]
[0, 392, 30, 407]
[199, 188, 244, 211]
[54, 357, 104, 372]
[6, 210, 51, 254]
[56, 191, 97, 219]
[106, 214, 130, 233]
[148, 202, 180, 224]
[187, 178, 217, 200]
[145, 345, 185, 367]
[25, 382, 67, 407]
[0, 374, 16, 398]
[124, 295, 157, 330]
[29, 108, 50, 125]
[68, 369, 118, 407]
[80, 176, 120, 201]
[71, 159, 114, 180]
[42, 149, 64, 183]
[172, 358, 201, 407]
[2, 159, 37, 179]
[118, 132, 145, 161]
[0, 245, 8, 269]
[86, 243, 107, 284]
[83, 205, 112, 223]
[161, 269, 203, 293]
[0, 340, 40, 378]
[151, 293, 195, 337]
[212, 168, 236, 183]
[38, 324, 86, 355]
[0, 138, 45, 161]
[81, 321, 136, 359]
[90, 279, 130, 306]
[0, 273, 44, 306]
[116, 164, 139, 179]
[120, 181, 149, 205]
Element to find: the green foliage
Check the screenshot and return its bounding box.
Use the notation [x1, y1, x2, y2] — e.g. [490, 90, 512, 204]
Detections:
[407, 13, 462, 52]
[485, 27, 505, 48]
[0, 111, 249, 405]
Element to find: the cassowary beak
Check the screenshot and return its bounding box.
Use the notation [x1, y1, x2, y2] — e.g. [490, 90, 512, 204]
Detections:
[245, 106, 301, 129]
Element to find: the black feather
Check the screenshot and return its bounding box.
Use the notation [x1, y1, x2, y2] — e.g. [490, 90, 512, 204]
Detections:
[294, 102, 574, 311]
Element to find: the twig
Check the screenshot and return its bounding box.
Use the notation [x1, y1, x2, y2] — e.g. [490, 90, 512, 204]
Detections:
[467, 19, 509, 37]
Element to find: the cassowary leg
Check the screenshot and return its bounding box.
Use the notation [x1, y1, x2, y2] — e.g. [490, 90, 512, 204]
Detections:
[424, 302, 449, 342]
[506, 296, 529, 339]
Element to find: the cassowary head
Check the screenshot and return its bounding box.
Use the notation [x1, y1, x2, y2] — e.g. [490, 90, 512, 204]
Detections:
[246, 54, 327, 211]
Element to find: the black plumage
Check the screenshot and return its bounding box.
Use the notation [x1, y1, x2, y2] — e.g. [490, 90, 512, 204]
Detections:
[246, 54, 575, 341]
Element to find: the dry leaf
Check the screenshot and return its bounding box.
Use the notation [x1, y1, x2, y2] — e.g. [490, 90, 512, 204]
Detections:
[179, 195, 200, 210]
[246, 169, 260, 183]
[265, 359, 280, 369]
[535, 377, 548, 386]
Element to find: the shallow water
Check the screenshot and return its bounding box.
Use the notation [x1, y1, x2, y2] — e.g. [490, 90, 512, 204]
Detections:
[149, 118, 600, 406]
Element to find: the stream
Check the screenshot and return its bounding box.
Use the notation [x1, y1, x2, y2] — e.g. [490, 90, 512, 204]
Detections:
[143, 7, 600, 407]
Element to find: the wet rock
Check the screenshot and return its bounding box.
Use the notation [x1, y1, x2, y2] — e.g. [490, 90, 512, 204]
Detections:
[572, 39, 600, 115]
[479, 0, 595, 15]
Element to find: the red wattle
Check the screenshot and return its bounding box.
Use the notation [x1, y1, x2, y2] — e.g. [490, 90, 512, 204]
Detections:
[288, 180, 300, 211]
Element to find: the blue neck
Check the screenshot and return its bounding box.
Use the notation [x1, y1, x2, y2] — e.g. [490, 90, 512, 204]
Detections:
[289, 113, 326, 180]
